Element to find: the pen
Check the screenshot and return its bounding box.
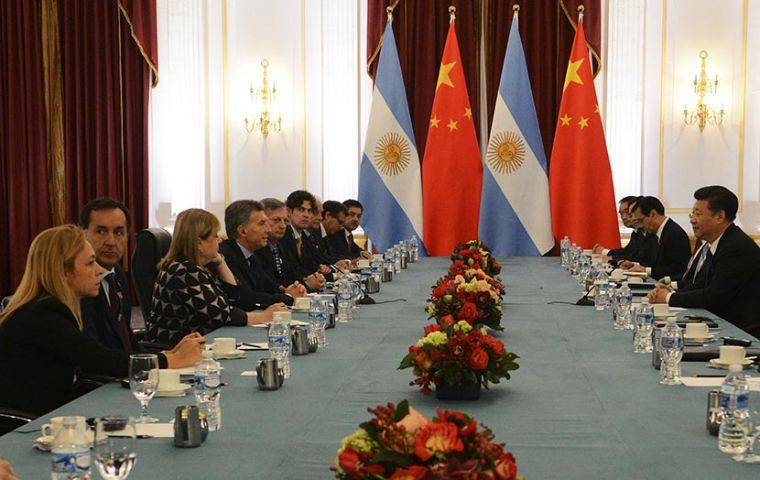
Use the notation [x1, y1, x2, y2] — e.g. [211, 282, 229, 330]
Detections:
[695, 375, 725, 377]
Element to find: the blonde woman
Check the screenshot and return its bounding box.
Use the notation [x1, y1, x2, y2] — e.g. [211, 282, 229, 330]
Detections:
[145, 209, 285, 346]
[0, 225, 204, 416]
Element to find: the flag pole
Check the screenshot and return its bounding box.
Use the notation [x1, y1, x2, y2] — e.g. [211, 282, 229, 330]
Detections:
[577, 4, 584, 22]
[449, 5, 456, 22]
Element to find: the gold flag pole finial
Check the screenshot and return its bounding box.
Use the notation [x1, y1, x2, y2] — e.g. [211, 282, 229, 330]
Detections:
[386, 5, 393, 21]
[577, 4, 585, 20]
[513, 4, 520, 13]
[449, 5, 456, 21]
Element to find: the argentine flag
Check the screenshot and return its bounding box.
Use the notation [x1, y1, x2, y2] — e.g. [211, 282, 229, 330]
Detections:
[358, 16, 425, 254]
[478, 12, 553, 256]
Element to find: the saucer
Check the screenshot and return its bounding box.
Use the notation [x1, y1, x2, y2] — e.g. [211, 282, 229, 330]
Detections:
[213, 349, 246, 360]
[289, 306, 309, 313]
[709, 357, 755, 369]
[34, 435, 54, 451]
[156, 384, 192, 397]
[684, 333, 715, 343]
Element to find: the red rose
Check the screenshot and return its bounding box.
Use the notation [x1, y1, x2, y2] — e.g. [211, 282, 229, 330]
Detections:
[424, 323, 443, 335]
[468, 347, 489, 370]
[362, 463, 385, 476]
[389, 465, 428, 480]
[440, 314, 455, 327]
[414, 422, 465, 461]
[337, 448, 361, 477]
[493, 452, 518, 480]
[432, 282, 447, 298]
[458, 302, 478, 322]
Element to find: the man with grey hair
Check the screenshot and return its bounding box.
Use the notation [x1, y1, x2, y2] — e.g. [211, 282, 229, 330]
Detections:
[219, 200, 306, 309]
[257, 197, 326, 292]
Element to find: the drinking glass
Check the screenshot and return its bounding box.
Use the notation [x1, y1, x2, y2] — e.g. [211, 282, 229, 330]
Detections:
[129, 354, 159, 423]
[93, 416, 137, 479]
[734, 409, 760, 463]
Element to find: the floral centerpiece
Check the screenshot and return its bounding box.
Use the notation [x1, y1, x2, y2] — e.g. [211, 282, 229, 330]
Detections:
[333, 400, 523, 480]
[399, 320, 519, 399]
[427, 268, 505, 331]
[450, 240, 502, 278]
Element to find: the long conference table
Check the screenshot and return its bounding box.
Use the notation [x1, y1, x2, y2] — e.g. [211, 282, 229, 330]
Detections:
[2, 257, 759, 478]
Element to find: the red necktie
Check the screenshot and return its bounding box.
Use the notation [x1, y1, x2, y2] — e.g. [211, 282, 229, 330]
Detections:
[347, 233, 354, 249]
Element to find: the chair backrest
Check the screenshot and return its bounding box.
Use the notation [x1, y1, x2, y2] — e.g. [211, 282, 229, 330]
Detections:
[131, 227, 172, 322]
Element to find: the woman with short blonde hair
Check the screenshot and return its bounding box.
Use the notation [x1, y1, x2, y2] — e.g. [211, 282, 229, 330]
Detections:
[146, 209, 284, 346]
[0, 225, 204, 416]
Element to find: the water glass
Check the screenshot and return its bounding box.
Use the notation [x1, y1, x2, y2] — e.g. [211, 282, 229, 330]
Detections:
[93, 416, 137, 479]
[129, 354, 159, 423]
[734, 409, 760, 463]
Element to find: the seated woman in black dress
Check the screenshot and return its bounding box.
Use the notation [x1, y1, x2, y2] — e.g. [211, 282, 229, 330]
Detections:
[0, 225, 204, 416]
[145, 208, 284, 346]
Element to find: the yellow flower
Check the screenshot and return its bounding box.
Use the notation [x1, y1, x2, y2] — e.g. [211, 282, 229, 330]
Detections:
[341, 428, 378, 454]
[453, 321, 472, 333]
[417, 331, 448, 348]
[427, 303, 436, 315]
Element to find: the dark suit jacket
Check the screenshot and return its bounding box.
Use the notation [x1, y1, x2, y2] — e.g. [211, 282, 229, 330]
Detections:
[81, 265, 136, 352]
[219, 239, 293, 308]
[281, 226, 327, 277]
[646, 218, 691, 280]
[0, 297, 166, 416]
[328, 229, 362, 259]
[609, 229, 655, 264]
[308, 228, 349, 263]
[670, 224, 760, 333]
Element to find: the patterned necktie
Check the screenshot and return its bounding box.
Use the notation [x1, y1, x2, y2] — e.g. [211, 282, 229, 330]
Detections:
[681, 243, 705, 282]
[702, 247, 714, 285]
[347, 232, 354, 249]
[105, 273, 132, 353]
[296, 237, 303, 259]
[270, 243, 284, 277]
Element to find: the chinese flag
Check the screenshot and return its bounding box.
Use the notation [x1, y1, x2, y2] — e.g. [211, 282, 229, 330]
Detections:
[549, 18, 620, 250]
[422, 16, 482, 256]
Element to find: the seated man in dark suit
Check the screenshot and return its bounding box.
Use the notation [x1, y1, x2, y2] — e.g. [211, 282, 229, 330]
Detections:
[315, 200, 355, 261]
[649, 186, 760, 336]
[281, 190, 346, 281]
[619, 196, 690, 280]
[79, 198, 137, 353]
[257, 197, 326, 292]
[329, 199, 371, 259]
[593, 196, 654, 265]
[219, 200, 307, 309]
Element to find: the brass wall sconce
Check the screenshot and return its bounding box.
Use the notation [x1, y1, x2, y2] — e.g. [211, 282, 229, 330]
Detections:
[244, 59, 282, 138]
[683, 50, 725, 132]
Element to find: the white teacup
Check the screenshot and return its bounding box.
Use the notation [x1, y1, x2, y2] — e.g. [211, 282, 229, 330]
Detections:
[719, 345, 746, 365]
[157, 369, 182, 391]
[273, 310, 292, 323]
[213, 337, 237, 355]
[293, 297, 310, 310]
[652, 304, 671, 317]
[685, 323, 709, 338]
[41, 416, 86, 438]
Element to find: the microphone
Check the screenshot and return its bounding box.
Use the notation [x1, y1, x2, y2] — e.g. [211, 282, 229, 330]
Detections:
[576, 285, 595, 306]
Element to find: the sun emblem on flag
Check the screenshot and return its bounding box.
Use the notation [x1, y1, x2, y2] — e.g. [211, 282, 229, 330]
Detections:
[487, 131, 526, 175]
[373, 132, 411, 176]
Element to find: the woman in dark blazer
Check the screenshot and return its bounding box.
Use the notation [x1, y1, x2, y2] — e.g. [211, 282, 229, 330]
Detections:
[145, 209, 284, 347]
[0, 225, 203, 416]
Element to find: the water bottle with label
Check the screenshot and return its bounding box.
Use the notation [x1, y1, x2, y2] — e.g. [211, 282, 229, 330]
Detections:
[659, 317, 684, 385]
[51, 417, 91, 480]
[308, 295, 328, 347]
[268, 315, 291, 378]
[614, 282, 633, 330]
[593, 267, 610, 311]
[718, 364, 751, 454]
[409, 235, 419, 262]
[569, 244, 580, 277]
[337, 279, 353, 323]
[633, 299, 654, 353]
[194, 350, 222, 431]
[578, 254, 591, 287]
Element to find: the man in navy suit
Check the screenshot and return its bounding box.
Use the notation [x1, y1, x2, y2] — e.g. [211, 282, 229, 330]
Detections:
[219, 200, 305, 309]
[79, 198, 136, 353]
[649, 186, 760, 335]
[620, 196, 690, 280]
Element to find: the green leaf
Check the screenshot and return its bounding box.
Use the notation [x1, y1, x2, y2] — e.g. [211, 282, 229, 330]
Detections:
[359, 421, 379, 436]
[372, 450, 413, 467]
[398, 354, 414, 370]
[392, 400, 410, 421]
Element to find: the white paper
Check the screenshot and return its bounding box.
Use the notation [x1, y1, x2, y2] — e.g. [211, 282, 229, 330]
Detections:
[681, 376, 760, 391]
[240, 371, 258, 377]
[136, 423, 174, 438]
